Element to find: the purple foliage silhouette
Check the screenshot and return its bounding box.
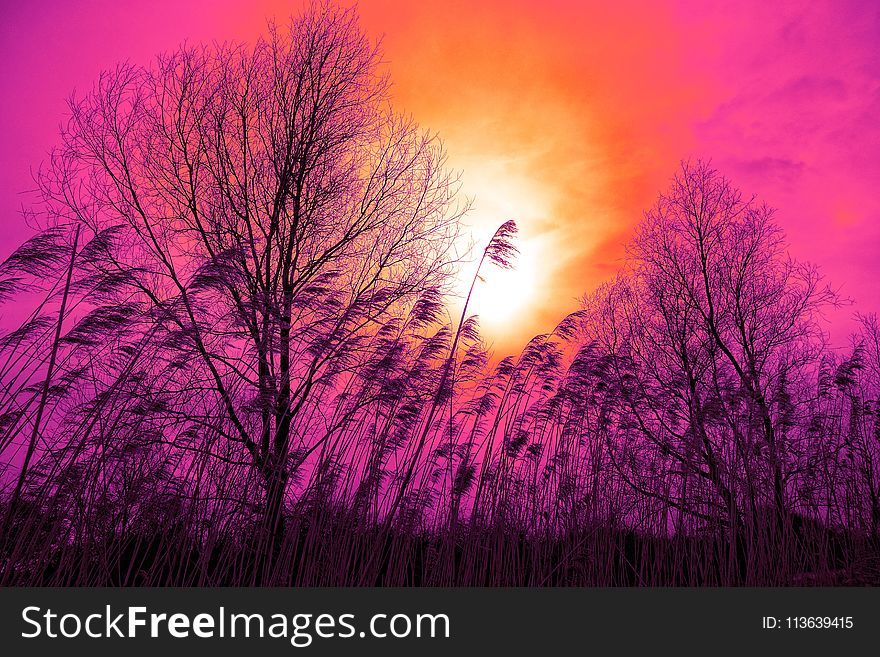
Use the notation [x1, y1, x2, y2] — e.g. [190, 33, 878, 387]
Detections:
[0, 3, 878, 586]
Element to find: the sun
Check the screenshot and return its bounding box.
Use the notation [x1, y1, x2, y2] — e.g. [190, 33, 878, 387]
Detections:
[468, 240, 537, 327]
[445, 156, 552, 342]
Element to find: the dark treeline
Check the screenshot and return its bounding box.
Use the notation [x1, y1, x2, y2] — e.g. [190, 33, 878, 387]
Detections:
[0, 2, 878, 586]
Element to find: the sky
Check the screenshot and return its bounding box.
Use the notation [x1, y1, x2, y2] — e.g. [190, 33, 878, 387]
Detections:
[1, 0, 878, 353]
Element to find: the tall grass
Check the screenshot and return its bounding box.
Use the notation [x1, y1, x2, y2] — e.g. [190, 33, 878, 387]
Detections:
[0, 203, 878, 585]
[0, 5, 877, 586]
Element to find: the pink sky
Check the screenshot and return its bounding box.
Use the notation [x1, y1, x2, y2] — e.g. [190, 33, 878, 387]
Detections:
[1, 0, 877, 351]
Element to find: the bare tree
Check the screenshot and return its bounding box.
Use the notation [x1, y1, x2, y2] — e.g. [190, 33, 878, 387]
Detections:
[595, 163, 835, 544]
[32, 1, 464, 565]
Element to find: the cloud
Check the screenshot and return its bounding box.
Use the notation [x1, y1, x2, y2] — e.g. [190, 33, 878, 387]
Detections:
[726, 157, 806, 187]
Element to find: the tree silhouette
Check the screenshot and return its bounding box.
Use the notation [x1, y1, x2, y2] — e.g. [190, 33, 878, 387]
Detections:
[21, 1, 464, 573]
[0, 7, 877, 585]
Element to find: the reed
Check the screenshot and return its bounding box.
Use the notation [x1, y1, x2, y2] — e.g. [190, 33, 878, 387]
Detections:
[0, 4, 877, 587]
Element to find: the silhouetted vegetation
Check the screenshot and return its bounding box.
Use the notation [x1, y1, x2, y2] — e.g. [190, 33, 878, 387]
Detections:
[1, 2, 878, 586]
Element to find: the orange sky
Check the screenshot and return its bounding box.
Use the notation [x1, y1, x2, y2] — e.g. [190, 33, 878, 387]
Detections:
[2, 0, 878, 354]
[354, 1, 732, 350]
[353, 0, 880, 352]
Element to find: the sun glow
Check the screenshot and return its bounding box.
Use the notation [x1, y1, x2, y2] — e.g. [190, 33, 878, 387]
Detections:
[468, 239, 538, 327]
[449, 168, 549, 338]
